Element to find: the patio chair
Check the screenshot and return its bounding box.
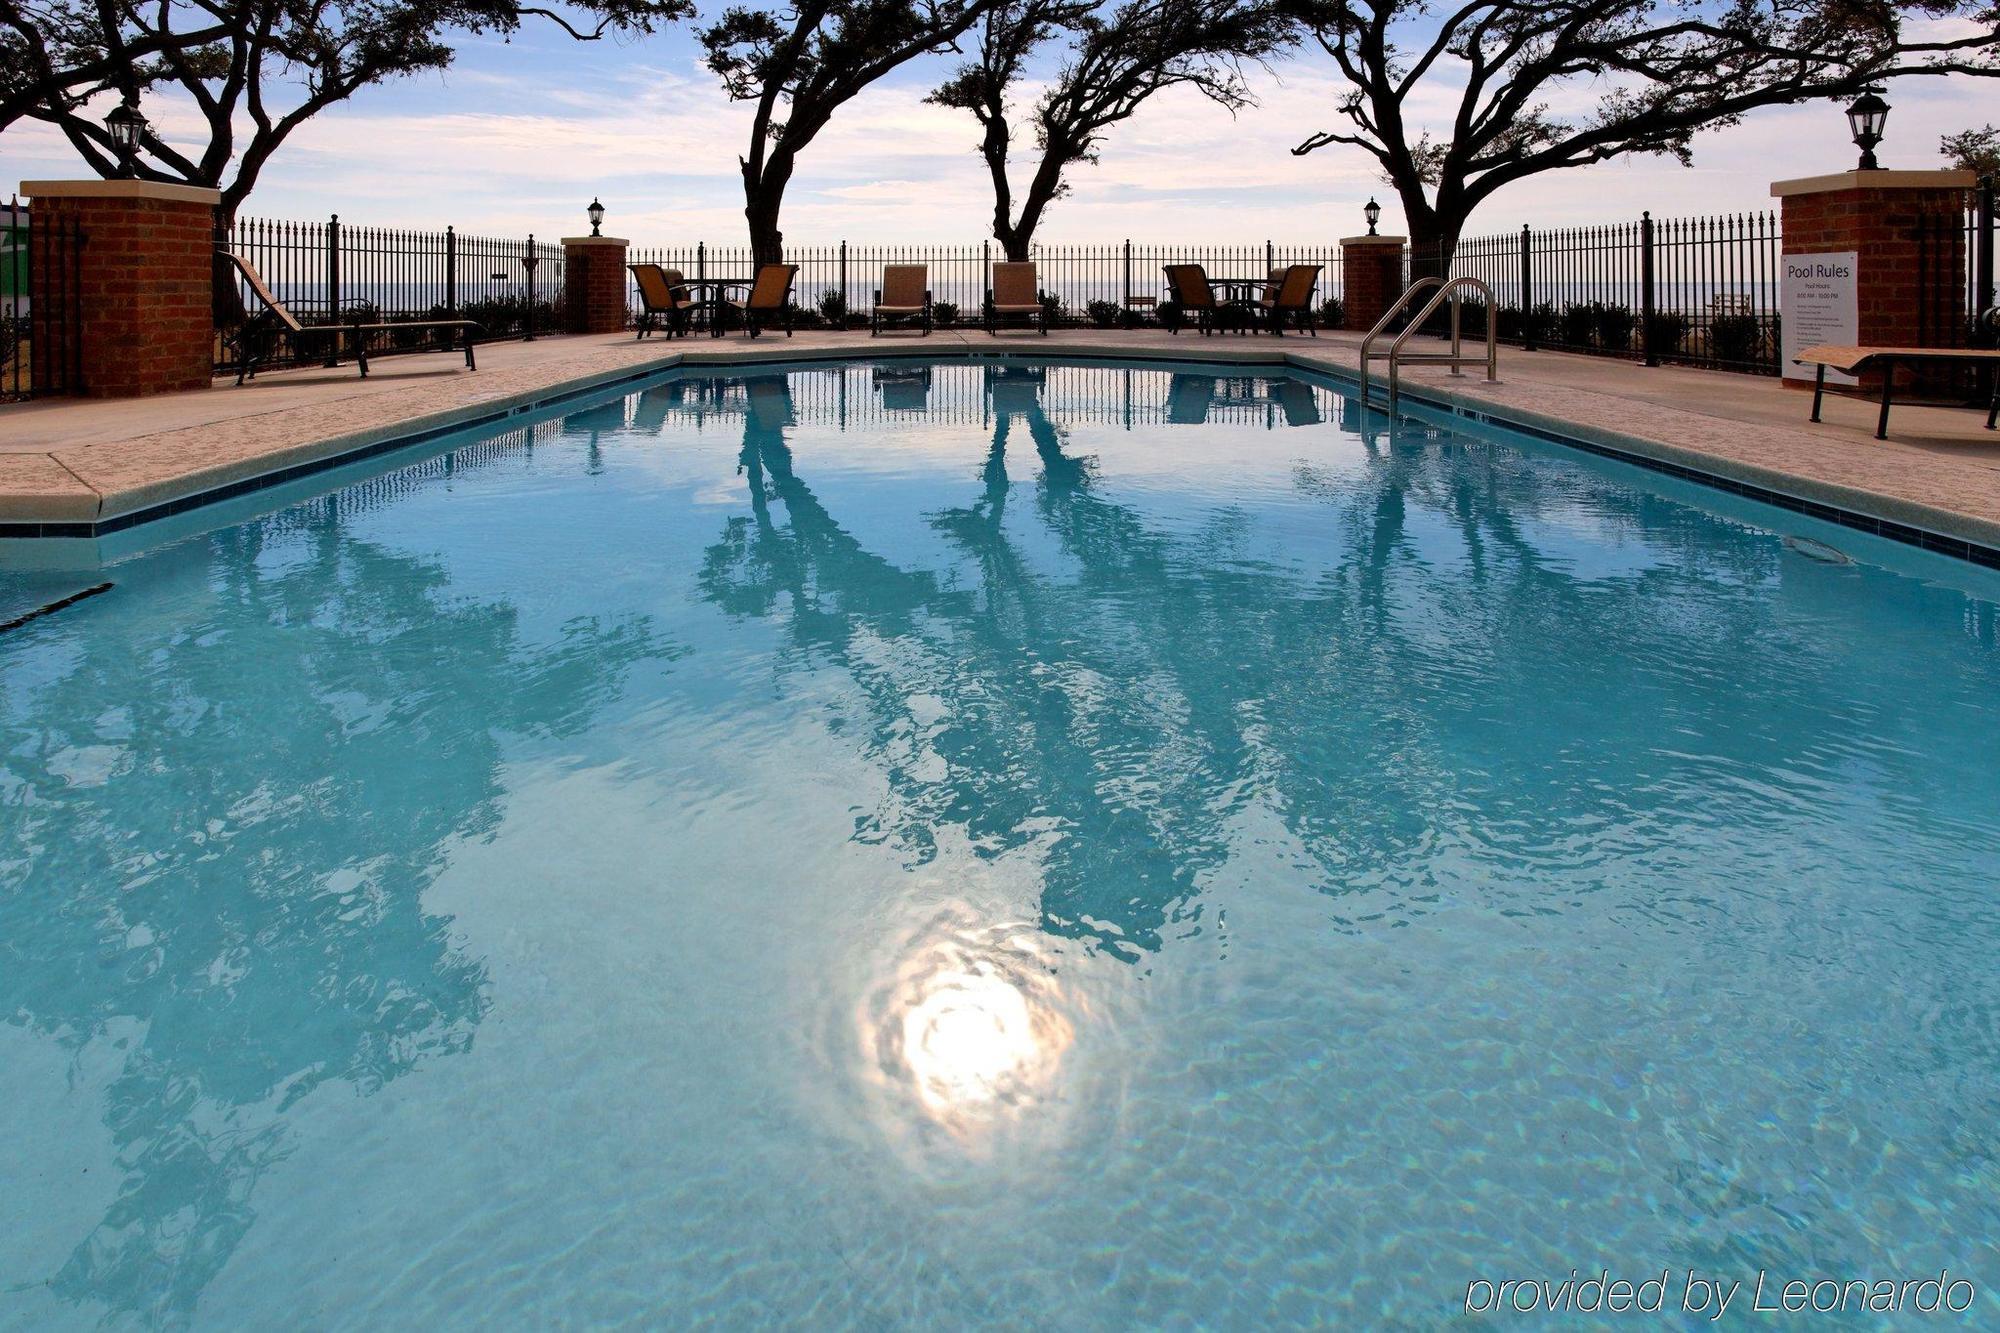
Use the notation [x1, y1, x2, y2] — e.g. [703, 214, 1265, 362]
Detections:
[630, 263, 695, 340]
[1163, 264, 1223, 336]
[985, 262, 1048, 335]
[875, 364, 932, 409]
[717, 264, 798, 338]
[1260, 264, 1321, 337]
[1167, 374, 1214, 423]
[873, 264, 932, 336]
[219, 250, 480, 383]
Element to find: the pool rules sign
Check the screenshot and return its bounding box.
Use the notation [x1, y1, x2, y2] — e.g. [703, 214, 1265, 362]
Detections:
[1780, 252, 1858, 385]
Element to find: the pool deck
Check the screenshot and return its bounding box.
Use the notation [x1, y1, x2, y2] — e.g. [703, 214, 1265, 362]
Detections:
[2, 328, 1997, 556]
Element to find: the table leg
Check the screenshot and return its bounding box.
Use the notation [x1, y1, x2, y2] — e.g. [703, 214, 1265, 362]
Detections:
[1810, 363, 1825, 423]
[1875, 359, 1893, 440]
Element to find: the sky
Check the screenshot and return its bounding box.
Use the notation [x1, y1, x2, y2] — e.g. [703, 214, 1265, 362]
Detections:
[2, 14, 1992, 246]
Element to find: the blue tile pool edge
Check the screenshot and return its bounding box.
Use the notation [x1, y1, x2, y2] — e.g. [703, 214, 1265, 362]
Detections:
[4, 344, 1996, 572]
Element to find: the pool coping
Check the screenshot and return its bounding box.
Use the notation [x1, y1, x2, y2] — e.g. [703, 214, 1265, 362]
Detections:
[3, 338, 1998, 569]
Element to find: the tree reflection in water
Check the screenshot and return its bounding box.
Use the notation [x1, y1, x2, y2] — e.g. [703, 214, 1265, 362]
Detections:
[0, 488, 673, 1325]
[695, 363, 1901, 966]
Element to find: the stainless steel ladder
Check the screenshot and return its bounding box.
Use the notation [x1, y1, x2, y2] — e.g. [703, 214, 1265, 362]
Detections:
[1358, 276, 1498, 411]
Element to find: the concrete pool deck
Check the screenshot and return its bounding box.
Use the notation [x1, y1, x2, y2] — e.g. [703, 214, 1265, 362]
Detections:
[2, 328, 1997, 557]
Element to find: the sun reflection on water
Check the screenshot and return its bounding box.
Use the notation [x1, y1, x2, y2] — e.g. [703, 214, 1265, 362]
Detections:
[860, 910, 1076, 1152]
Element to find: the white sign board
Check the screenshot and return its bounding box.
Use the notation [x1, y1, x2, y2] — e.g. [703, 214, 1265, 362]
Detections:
[1780, 251, 1858, 385]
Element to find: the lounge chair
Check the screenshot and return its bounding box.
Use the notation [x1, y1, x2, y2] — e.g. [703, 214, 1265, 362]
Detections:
[985, 262, 1048, 336]
[716, 264, 798, 338]
[630, 263, 695, 340]
[1260, 264, 1321, 337]
[1796, 343, 2000, 440]
[219, 251, 479, 383]
[873, 265, 931, 336]
[1163, 264, 1224, 336]
[875, 364, 931, 409]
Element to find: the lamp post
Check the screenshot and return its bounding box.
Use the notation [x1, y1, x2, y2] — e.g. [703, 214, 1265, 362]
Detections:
[587, 196, 605, 238]
[1846, 89, 1889, 171]
[103, 95, 147, 179]
[1364, 197, 1381, 236]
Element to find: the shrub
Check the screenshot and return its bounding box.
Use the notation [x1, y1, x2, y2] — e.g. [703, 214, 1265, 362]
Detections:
[1592, 301, 1637, 352]
[1318, 296, 1344, 330]
[1643, 311, 1689, 358]
[817, 288, 848, 327]
[789, 304, 826, 329]
[1557, 302, 1597, 348]
[1707, 313, 1764, 365]
[1159, 296, 1186, 331]
[1085, 299, 1121, 330]
[1039, 289, 1066, 326]
[1523, 302, 1557, 345]
[933, 300, 959, 328]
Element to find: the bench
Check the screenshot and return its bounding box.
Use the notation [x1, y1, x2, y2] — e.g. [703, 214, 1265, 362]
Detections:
[1795, 343, 2000, 440]
[220, 251, 482, 383]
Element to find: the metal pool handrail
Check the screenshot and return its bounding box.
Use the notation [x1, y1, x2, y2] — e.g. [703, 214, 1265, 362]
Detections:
[1358, 276, 1499, 411]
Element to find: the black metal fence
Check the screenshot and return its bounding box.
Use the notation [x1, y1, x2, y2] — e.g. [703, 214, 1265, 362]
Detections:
[10, 188, 1993, 399]
[215, 214, 565, 373]
[625, 241, 1345, 329]
[1418, 212, 1786, 373]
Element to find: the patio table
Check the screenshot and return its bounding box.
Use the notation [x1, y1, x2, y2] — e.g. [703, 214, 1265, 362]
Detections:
[1204, 276, 1272, 334]
[681, 277, 754, 336]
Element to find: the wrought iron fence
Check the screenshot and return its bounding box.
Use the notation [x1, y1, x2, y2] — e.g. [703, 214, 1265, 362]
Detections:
[625, 240, 1345, 329]
[1415, 212, 1786, 373]
[5, 195, 87, 400]
[216, 214, 565, 374]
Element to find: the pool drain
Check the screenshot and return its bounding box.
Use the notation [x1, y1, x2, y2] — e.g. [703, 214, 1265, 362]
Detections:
[1782, 535, 1851, 565]
[0, 582, 113, 634]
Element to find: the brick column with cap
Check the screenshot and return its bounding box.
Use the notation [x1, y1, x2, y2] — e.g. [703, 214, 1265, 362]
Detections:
[23, 178, 221, 397]
[1772, 169, 1975, 392]
[562, 236, 630, 334]
[1340, 235, 1406, 332]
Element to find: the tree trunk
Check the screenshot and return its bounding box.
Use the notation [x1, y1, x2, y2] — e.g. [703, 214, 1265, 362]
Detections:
[742, 151, 795, 268]
[995, 151, 1067, 261]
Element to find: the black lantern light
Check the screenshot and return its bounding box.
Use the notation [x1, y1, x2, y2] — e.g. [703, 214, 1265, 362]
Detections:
[104, 95, 147, 178]
[587, 196, 605, 237]
[1364, 196, 1381, 236]
[1846, 89, 1889, 171]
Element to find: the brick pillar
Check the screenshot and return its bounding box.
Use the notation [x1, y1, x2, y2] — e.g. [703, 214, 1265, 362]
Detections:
[1340, 235, 1406, 332]
[22, 179, 221, 397]
[1772, 169, 1975, 392]
[562, 236, 629, 334]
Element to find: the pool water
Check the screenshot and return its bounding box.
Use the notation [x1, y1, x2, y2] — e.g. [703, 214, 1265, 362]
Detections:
[3, 360, 1998, 1327]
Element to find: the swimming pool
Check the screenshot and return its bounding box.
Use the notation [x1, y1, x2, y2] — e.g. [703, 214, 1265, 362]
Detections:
[3, 359, 1997, 1326]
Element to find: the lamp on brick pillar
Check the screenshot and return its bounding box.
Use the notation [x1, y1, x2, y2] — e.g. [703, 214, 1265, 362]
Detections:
[103, 96, 147, 179]
[1340, 198, 1405, 332]
[1845, 89, 1889, 172]
[563, 202, 629, 335]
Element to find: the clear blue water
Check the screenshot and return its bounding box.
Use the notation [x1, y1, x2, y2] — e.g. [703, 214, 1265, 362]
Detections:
[3, 360, 1999, 1328]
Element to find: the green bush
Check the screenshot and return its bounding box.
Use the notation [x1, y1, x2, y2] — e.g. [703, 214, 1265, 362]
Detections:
[1318, 296, 1344, 330]
[817, 288, 848, 327]
[933, 300, 959, 328]
[1085, 299, 1121, 329]
[1557, 302, 1597, 348]
[1592, 301, 1637, 352]
[1039, 289, 1066, 326]
[1160, 296, 1186, 331]
[1644, 311, 1690, 358]
[1707, 313, 1764, 365]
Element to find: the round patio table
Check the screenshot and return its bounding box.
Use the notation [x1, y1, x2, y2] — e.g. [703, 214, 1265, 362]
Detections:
[681, 277, 754, 336]
[1205, 276, 1271, 334]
